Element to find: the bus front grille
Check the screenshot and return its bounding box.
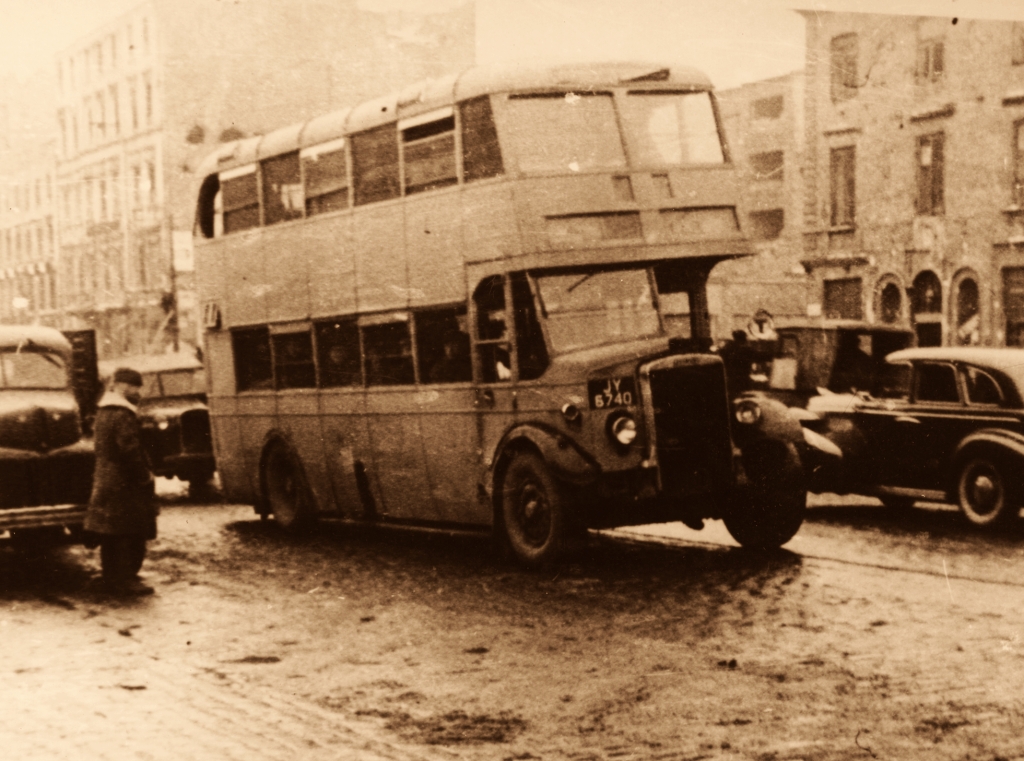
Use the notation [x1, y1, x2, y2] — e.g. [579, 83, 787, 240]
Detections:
[645, 360, 733, 498]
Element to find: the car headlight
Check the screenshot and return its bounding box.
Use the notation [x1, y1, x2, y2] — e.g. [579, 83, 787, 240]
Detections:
[608, 413, 638, 447]
[734, 398, 762, 425]
[153, 414, 170, 431]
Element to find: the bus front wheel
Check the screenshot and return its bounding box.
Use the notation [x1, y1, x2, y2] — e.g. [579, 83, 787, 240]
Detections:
[501, 452, 574, 567]
[262, 444, 315, 531]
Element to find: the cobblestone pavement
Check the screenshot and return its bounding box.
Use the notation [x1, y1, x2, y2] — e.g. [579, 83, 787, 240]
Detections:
[0, 491, 463, 761]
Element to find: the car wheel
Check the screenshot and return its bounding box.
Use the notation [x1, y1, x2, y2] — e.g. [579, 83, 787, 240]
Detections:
[501, 452, 574, 567]
[880, 495, 915, 511]
[262, 445, 315, 531]
[958, 456, 1015, 527]
[724, 441, 807, 550]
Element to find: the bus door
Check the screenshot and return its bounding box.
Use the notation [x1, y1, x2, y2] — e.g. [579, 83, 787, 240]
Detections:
[359, 311, 435, 520]
[414, 306, 484, 525]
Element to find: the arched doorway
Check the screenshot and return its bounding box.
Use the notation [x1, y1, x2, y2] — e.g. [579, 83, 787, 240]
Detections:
[954, 276, 980, 345]
[911, 270, 943, 346]
[874, 276, 904, 325]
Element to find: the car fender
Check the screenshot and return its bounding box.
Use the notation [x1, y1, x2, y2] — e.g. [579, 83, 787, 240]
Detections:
[732, 392, 804, 448]
[489, 424, 600, 492]
[952, 428, 1024, 475]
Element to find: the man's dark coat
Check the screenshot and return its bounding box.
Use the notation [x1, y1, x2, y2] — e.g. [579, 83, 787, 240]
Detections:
[84, 394, 156, 539]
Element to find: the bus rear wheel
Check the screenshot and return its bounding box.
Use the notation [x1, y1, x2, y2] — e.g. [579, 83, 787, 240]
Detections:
[262, 444, 315, 531]
[501, 452, 573, 567]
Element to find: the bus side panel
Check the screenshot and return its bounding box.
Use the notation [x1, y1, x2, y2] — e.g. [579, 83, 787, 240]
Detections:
[224, 230, 270, 328]
[306, 214, 357, 320]
[195, 239, 229, 326]
[365, 387, 434, 520]
[513, 175, 627, 255]
[276, 392, 336, 514]
[418, 385, 489, 526]
[264, 224, 313, 324]
[319, 389, 375, 518]
[404, 190, 467, 308]
[353, 203, 409, 314]
[236, 393, 277, 501]
[461, 183, 522, 263]
[208, 397, 251, 504]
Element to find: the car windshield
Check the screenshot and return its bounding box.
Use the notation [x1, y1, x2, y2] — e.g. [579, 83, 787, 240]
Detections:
[502, 92, 627, 173]
[619, 91, 725, 167]
[149, 368, 205, 397]
[535, 268, 661, 353]
[0, 349, 67, 389]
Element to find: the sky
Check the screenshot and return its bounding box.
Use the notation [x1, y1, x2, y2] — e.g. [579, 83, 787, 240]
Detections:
[0, 0, 1021, 89]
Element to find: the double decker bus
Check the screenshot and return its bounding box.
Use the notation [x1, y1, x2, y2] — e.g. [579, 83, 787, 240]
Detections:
[193, 61, 814, 565]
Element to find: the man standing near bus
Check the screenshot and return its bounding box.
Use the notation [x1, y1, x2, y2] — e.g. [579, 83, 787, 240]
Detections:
[85, 368, 157, 597]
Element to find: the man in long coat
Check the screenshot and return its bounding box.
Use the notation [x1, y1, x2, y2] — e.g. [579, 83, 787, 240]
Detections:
[85, 367, 157, 596]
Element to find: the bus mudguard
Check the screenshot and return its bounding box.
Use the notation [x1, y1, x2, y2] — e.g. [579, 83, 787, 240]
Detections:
[491, 424, 600, 488]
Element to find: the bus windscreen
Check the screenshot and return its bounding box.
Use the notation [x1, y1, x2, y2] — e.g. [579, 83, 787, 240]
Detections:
[535, 268, 661, 353]
[620, 91, 725, 167]
[503, 92, 626, 174]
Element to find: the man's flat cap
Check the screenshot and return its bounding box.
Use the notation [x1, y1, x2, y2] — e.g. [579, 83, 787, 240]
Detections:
[113, 367, 143, 387]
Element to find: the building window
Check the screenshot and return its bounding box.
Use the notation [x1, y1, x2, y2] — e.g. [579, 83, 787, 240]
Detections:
[109, 84, 120, 135]
[830, 33, 858, 102]
[748, 209, 784, 240]
[917, 39, 945, 82]
[955, 277, 980, 345]
[749, 150, 783, 181]
[877, 281, 903, 324]
[911, 270, 943, 347]
[1004, 267, 1024, 346]
[823, 278, 863, 320]
[916, 133, 944, 216]
[143, 72, 153, 125]
[751, 95, 784, 120]
[830, 146, 855, 227]
[1014, 23, 1024, 65]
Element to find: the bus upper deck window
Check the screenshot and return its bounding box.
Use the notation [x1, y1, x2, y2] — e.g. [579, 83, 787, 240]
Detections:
[621, 91, 725, 167]
[460, 96, 503, 182]
[401, 110, 457, 195]
[261, 151, 303, 226]
[504, 92, 625, 174]
[302, 138, 349, 216]
[352, 124, 400, 206]
[220, 165, 259, 233]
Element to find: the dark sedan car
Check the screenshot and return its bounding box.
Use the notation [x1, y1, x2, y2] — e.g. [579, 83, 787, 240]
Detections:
[804, 347, 1024, 526]
[102, 353, 215, 495]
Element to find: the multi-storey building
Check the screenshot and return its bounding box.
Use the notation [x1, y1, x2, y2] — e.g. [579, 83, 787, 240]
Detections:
[800, 10, 1024, 346]
[51, 0, 474, 360]
[715, 71, 810, 337]
[0, 70, 60, 327]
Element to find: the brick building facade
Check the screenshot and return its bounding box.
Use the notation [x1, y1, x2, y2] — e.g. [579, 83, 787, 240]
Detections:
[800, 11, 1024, 347]
[714, 71, 810, 337]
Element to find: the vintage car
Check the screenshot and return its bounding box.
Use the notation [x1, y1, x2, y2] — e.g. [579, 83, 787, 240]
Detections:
[0, 325, 99, 542]
[101, 352, 215, 495]
[761, 320, 916, 407]
[801, 347, 1024, 526]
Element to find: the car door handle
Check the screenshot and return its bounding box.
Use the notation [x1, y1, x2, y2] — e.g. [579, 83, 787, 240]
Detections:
[895, 415, 920, 424]
[475, 389, 495, 408]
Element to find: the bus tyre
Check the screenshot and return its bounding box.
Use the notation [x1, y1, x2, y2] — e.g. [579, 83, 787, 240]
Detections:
[501, 452, 573, 567]
[262, 444, 315, 531]
[958, 455, 1015, 527]
[724, 442, 806, 551]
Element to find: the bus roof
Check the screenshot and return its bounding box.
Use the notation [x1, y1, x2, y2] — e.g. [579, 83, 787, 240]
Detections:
[198, 61, 714, 178]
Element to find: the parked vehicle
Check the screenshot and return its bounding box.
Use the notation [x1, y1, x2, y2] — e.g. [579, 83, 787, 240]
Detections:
[801, 347, 1024, 526]
[0, 326, 99, 543]
[100, 352, 215, 496]
[761, 320, 915, 407]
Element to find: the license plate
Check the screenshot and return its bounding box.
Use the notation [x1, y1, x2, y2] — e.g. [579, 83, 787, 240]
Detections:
[588, 377, 637, 410]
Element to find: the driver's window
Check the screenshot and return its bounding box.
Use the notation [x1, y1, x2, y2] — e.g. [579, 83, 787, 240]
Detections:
[914, 363, 960, 403]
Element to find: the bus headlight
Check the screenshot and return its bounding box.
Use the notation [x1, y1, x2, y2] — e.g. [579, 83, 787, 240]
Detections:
[734, 399, 762, 425]
[608, 413, 638, 447]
